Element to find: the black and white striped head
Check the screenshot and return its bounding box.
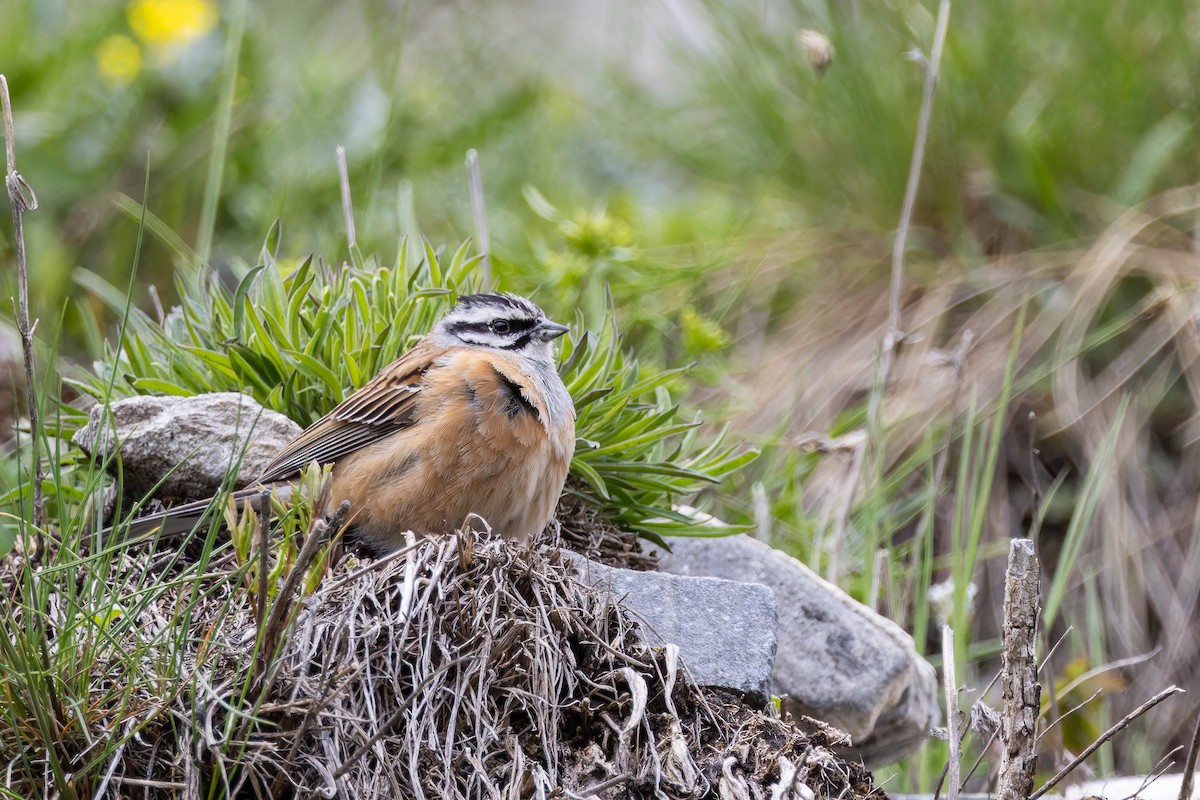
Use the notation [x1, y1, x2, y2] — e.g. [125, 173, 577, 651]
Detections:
[431, 293, 569, 361]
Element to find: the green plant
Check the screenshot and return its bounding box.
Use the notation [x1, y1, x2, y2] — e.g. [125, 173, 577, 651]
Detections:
[508, 187, 737, 374]
[69, 230, 755, 537]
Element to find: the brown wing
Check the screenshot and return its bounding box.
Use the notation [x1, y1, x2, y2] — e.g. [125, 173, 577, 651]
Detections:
[256, 340, 452, 483]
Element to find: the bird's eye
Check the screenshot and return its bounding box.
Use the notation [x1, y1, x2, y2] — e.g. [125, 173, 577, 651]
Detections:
[492, 319, 511, 334]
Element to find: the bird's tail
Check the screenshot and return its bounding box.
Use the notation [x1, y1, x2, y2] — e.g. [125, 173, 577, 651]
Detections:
[109, 484, 294, 539]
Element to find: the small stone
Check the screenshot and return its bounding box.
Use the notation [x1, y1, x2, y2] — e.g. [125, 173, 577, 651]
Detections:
[649, 533, 940, 767]
[73, 392, 302, 504]
[567, 553, 778, 704]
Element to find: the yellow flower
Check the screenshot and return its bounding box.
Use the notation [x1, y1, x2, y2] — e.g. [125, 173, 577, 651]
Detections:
[97, 35, 142, 86]
[127, 0, 218, 47]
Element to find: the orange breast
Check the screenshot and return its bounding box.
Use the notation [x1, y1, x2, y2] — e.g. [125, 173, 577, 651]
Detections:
[323, 351, 574, 552]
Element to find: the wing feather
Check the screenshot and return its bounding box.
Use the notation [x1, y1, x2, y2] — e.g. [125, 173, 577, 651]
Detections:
[256, 341, 449, 483]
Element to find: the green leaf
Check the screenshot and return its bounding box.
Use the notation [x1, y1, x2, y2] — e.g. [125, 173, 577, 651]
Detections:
[233, 265, 266, 339]
[1112, 113, 1192, 206]
[283, 350, 344, 403]
[130, 378, 193, 396]
[569, 458, 610, 499]
[522, 184, 561, 222]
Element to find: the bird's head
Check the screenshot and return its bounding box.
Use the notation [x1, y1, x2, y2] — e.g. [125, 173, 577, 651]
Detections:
[431, 292, 569, 363]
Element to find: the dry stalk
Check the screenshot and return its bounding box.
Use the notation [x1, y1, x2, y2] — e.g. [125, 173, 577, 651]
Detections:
[1030, 685, 1185, 800]
[182, 730, 199, 800]
[996, 539, 1041, 800]
[954, 670, 1003, 793]
[254, 489, 270, 627]
[465, 148, 492, 288]
[797, 429, 866, 581]
[0, 74, 43, 541]
[1179, 713, 1200, 800]
[331, 652, 477, 780]
[1136, 746, 1186, 799]
[901, 329, 973, 618]
[254, 499, 349, 688]
[942, 624, 961, 800]
[1038, 625, 1074, 672]
[8, 519, 886, 798]
[335, 144, 356, 250]
[865, 0, 952, 442]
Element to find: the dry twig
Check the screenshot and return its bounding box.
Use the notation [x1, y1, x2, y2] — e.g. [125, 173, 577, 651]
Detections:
[865, 0, 952, 440]
[955, 671, 1003, 793]
[1178, 713, 1200, 800]
[1030, 685, 1185, 800]
[1134, 746, 1185, 800]
[252, 499, 349, 693]
[1, 74, 43, 541]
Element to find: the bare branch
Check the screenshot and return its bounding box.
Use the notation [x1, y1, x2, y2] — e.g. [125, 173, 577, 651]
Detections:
[1132, 746, 1184, 800]
[1030, 685, 1186, 800]
[1038, 625, 1073, 673]
[1038, 689, 1101, 743]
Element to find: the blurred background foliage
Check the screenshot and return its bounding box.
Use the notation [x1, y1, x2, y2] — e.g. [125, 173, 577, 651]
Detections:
[11, 0, 1195, 341]
[3, 0, 1200, 787]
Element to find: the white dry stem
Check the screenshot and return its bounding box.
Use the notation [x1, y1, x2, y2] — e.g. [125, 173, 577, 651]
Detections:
[721, 755, 751, 800]
[771, 757, 798, 800]
[753, 481, 772, 544]
[466, 149, 492, 288]
[336, 145, 357, 250]
[942, 624, 961, 800]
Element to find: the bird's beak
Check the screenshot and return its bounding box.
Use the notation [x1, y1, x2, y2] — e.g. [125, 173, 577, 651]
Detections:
[533, 320, 570, 342]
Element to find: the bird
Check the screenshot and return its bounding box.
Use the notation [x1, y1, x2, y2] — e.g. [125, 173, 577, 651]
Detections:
[121, 292, 577, 553]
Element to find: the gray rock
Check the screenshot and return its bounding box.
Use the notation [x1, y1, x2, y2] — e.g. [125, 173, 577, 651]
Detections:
[568, 553, 779, 704]
[73, 392, 302, 503]
[648, 534, 940, 767]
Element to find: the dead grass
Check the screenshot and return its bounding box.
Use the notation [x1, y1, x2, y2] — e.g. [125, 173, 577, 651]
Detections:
[2, 525, 884, 799]
[728, 186, 1200, 772]
[554, 491, 659, 572]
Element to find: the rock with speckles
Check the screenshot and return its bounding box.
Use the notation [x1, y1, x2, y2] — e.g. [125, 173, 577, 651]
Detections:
[647, 533, 940, 767]
[567, 552, 779, 704]
[73, 392, 302, 505]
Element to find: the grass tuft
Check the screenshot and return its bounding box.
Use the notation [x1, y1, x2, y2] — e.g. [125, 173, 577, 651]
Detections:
[67, 233, 754, 539]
